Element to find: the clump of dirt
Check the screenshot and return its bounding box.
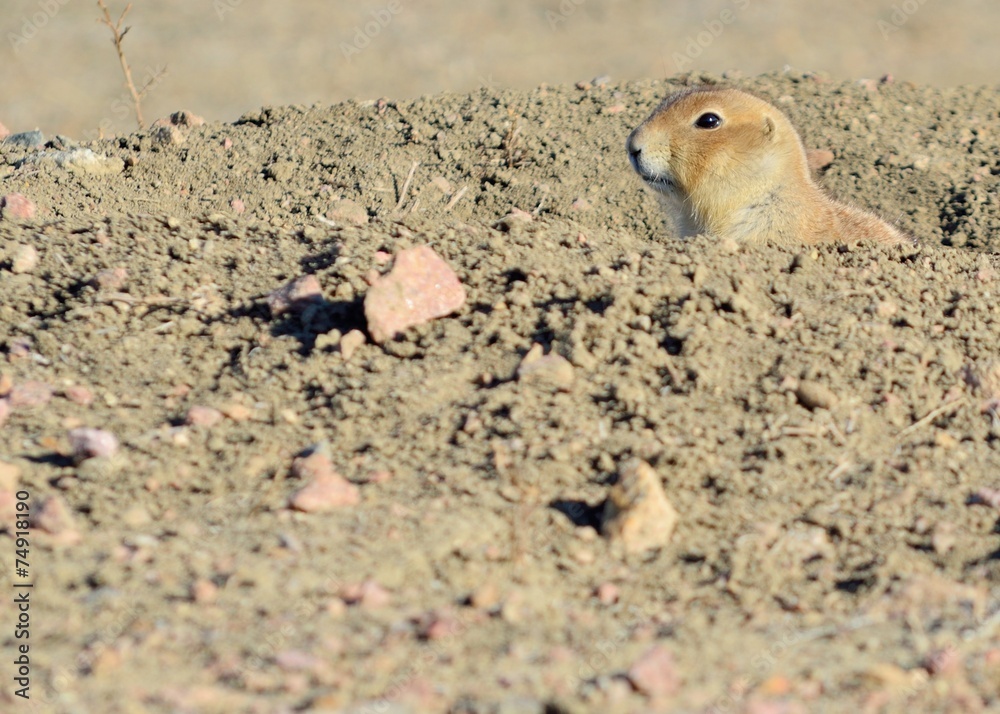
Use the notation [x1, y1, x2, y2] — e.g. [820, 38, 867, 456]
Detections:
[1, 72, 999, 713]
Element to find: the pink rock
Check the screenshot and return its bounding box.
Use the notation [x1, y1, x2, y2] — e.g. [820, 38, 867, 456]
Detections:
[63, 385, 94, 406]
[0, 398, 9, 428]
[0, 193, 37, 221]
[0, 122, 9, 140]
[626, 645, 681, 698]
[340, 579, 391, 609]
[267, 275, 323, 317]
[68, 427, 119, 459]
[185, 405, 223, 427]
[221, 137, 233, 150]
[325, 198, 368, 226]
[290, 451, 336, 480]
[363, 245, 467, 343]
[31, 495, 79, 536]
[11, 244, 38, 274]
[290, 472, 359, 512]
[8, 381, 53, 408]
[91, 268, 128, 290]
[7, 337, 32, 360]
[229, 198, 245, 215]
[595, 582, 620, 605]
[498, 208, 534, 231]
[971, 487, 1000, 509]
[570, 198, 592, 211]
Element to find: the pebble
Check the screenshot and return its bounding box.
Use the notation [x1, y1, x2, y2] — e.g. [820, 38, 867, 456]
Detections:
[8, 381, 54, 408]
[794, 380, 839, 410]
[229, 198, 245, 215]
[340, 329, 366, 360]
[325, 198, 369, 226]
[570, 198, 592, 211]
[517, 343, 575, 392]
[11, 244, 38, 274]
[23, 148, 124, 176]
[91, 268, 128, 290]
[222, 137, 233, 149]
[0, 373, 11, 396]
[0, 461, 19, 491]
[185, 405, 223, 427]
[0, 193, 37, 220]
[266, 275, 323, 316]
[626, 645, 681, 697]
[289, 452, 359, 512]
[970, 487, 1000, 509]
[602, 460, 678, 555]
[498, 208, 534, 231]
[0, 398, 9, 428]
[595, 582, 620, 605]
[340, 579, 391, 609]
[4, 130, 43, 149]
[63, 385, 94, 406]
[363, 245, 467, 343]
[68, 427, 119, 459]
[219, 403, 253, 421]
[806, 149, 835, 171]
[32, 495, 80, 540]
[152, 125, 185, 146]
[190, 579, 219, 604]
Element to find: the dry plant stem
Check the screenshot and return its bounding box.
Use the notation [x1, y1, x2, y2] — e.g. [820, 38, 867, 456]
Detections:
[97, 0, 145, 129]
[443, 186, 468, 212]
[395, 161, 420, 212]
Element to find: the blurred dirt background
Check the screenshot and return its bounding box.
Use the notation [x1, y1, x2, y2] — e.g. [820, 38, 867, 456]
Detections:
[2, 2, 1000, 714]
[2, 0, 1000, 138]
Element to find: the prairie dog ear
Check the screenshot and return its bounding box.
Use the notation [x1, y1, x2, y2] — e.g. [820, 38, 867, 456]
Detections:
[763, 116, 776, 139]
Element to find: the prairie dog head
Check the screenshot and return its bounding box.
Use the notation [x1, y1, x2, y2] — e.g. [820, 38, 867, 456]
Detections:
[627, 88, 809, 234]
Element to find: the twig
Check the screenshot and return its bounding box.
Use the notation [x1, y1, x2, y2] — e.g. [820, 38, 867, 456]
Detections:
[394, 160, 419, 212]
[96, 0, 146, 129]
[898, 398, 966, 437]
[443, 186, 468, 212]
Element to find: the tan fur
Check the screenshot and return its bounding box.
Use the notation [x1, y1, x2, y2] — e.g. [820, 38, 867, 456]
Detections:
[626, 87, 910, 246]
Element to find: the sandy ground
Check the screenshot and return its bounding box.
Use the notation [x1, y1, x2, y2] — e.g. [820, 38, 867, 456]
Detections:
[3, 0, 1000, 137]
[1, 69, 1000, 713]
[2, 3, 1000, 714]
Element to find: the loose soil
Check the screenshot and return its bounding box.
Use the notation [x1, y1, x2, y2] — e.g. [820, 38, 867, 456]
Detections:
[2, 71, 1000, 713]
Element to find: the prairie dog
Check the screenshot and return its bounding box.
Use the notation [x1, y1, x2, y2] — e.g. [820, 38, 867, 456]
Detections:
[626, 87, 909, 246]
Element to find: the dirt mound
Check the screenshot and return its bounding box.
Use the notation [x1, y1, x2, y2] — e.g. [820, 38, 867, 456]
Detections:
[1, 72, 999, 712]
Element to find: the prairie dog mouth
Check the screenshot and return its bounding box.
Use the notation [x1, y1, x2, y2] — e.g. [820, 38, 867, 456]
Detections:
[628, 152, 677, 193]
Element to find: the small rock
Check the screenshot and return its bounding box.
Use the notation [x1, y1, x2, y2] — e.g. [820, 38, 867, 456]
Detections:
[219, 403, 253, 422]
[0, 122, 8, 139]
[190, 578, 219, 604]
[0, 373, 11, 396]
[626, 645, 681, 698]
[31, 495, 79, 537]
[517, 343, 575, 392]
[91, 268, 128, 290]
[0, 193, 37, 221]
[469, 580, 501, 610]
[152, 124, 185, 146]
[4, 130, 44, 149]
[419, 608, 461, 641]
[11, 244, 38, 274]
[498, 208, 533, 231]
[325, 198, 368, 226]
[0, 398, 9, 428]
[63, 385, 94, 405]
[373, 250, 393, 265]
[8, 381, 53, 408]
[222, 137, 233, 149]
[267, 275, 323, 317]
[570, 198, 592, 211]
[341, 579, 391, 609]
[185, 405, 223, 427]
[229, 198, 245, 215]
[23, 148, 124, 176]
[7, 338, 32, 360]
[970, 487, 1000, 509]
[430, 176, 452, 194]
[68, 427, 119, 459]
[154, 110, 205, 128]
[924, 647, 961, 677]
[0, 461, 19, 491]
[363, 245, 467, 343]
[806, 149, 835, 172]
[595, 582, 620, 605]
[794, 380, 839, 410]
[340, 329, 366, 360]
[290, 471, 360, 512]
[602, 460, 678, 555]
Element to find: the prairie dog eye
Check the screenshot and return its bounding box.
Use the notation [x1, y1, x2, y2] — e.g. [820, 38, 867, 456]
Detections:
[694, 112, 722, 129]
